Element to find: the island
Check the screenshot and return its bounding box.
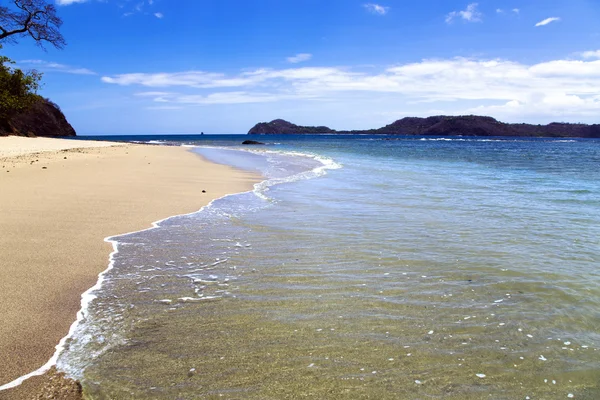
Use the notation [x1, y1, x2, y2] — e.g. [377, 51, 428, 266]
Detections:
[248, 115, 600, 138]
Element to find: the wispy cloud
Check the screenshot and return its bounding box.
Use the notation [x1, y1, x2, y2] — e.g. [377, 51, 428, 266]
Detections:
[580, 50, 600, 59]
[147, 106, 183, 110]
[135, 91, 176, 97]
[446, 3, 482, 24]
[286, 53, 312, 64]
[102, 71, 258, 88]
[101, 57, 600, 121]
[118, 0, 160, 17]
[497, 8, 520, 14]
[55, 0, 88, 5]
[18, 60, 96, 75]
[535, 17, 561, 27]
[140, 91, 288, 105]
[363, 3, 390, 15]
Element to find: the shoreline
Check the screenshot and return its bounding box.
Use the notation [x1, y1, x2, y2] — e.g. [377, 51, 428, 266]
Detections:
[0, 137, 261, 399]
[0, 188, 261, 394]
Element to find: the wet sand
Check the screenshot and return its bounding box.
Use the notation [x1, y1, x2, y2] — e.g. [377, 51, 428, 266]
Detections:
[0, 137, 260, 399]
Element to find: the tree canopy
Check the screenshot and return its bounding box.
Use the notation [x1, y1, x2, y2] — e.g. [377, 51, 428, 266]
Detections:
[0, 50, 42, 121]
[0, 0, 65, 133]
[0, 0, 65, 50]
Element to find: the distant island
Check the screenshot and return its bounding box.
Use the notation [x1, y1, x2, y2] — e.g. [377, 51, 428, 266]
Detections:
[248, 116, 600, 138]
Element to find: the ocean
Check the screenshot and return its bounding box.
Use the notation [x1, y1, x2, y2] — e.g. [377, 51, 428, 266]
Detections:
[60, 134, 599, 399]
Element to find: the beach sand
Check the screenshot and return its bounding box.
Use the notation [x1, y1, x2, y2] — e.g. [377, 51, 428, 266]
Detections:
[0, 137, 260, 399]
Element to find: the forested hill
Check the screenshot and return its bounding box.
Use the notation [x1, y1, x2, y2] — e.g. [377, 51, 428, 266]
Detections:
[0, 98, 76, 137]
[249, 119, 336, 134]
[248, 116, 600, 138]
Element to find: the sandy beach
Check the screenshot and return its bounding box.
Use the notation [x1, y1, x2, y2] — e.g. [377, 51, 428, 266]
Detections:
[0, 137, 260, 399]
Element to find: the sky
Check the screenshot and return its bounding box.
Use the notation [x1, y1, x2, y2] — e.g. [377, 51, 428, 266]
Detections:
[2, 0, 600, 134]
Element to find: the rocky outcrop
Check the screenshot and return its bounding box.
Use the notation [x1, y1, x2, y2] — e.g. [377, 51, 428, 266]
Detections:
[248, 119, 335, 134]
[0, 98, 76, 137]
[242, 140, 265, 145]
[249, 115, 600, 138]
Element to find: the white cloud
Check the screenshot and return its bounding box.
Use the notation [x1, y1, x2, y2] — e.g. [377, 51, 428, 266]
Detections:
[467, 94, 600, 119]
[117, 0, 160, 17]
[581, 50, 600, 59]
[363, 3, 390, 15]
[141, 91, 288, 105]
[18, 59, 96, 75]
[103, 58, 600, 99]
[147, 106, 183, 110]
[102, 71, 255, 88]
[287, 53, 313, 64]
[446, 3, 482, 24]
[178, 92, 283, 104]
[497, 8, 519, 15]
[101, 57, 600, 119]
[55, 0, 88, 5]
[135, 91, 176, 97]
[535, 17, 560, 27]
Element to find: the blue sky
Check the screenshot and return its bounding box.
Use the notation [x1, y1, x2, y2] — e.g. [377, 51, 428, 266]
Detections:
[3, 0, 600, 134]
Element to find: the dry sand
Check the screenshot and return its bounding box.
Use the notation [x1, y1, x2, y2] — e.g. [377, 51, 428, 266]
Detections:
[0, 136, 119, 158]
[0, 137, 260, 399]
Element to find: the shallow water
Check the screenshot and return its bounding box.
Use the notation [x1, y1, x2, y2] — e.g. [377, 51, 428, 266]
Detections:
[60, 135, 600, 399]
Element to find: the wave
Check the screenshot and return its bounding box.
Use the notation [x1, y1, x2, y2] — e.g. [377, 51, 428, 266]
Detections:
[419, 138, 505, 142]
[249, 149, 342, 201]
[189, 145, 342, 201]
[0, 144, 342, 390]
[416, 138, 578, 143]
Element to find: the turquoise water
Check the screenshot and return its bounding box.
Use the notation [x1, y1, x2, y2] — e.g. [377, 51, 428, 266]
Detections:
[60, 135, 599, 399]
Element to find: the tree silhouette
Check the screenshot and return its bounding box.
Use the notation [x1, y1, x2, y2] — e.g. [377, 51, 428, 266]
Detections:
[0, 0, 65, 50]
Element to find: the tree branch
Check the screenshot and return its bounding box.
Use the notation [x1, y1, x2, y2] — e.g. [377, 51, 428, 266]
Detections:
[0, 0, 65, 49]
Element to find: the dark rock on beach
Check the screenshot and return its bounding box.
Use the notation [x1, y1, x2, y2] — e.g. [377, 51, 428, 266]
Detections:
[248, 115, 600, 138]
[242, 140, 266, 145]
[0, 98, 76, 138]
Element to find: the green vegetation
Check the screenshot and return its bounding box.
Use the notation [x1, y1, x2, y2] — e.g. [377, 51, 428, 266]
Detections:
[0, 49, 42, 121]
[0, 1, 65, 130]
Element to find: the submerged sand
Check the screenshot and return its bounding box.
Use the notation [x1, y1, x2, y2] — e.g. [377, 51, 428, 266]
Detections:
[0, 137, 259, 399]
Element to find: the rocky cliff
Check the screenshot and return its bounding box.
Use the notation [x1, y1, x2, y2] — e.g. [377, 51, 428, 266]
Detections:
[0, 98, 76, 137]
[248, 116, 600, 138]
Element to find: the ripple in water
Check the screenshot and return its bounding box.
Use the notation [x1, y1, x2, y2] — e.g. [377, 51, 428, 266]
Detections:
[58, 138, 600, 399]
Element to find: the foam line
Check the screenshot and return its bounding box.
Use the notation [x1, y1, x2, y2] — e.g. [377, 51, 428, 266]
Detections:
[0, 157, 259, 392]
[0, 144, 340, 391]
[0, 190, 262, 390]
